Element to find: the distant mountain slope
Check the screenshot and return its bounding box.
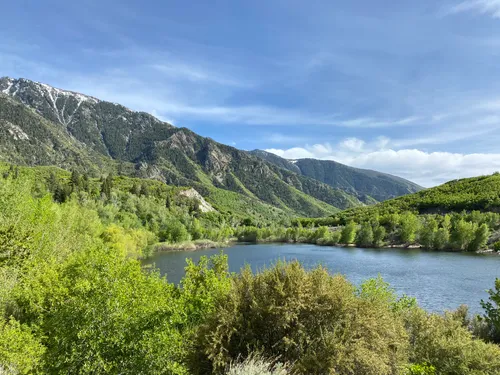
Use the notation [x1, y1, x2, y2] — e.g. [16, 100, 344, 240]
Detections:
[0, 94, 117, 174]
[0, 77, 364, 217]
[330, 173, 500, 223]
[250, 150, 422, 202]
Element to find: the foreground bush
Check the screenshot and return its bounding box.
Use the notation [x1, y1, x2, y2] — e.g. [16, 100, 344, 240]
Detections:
[193, 261, 409, 375]
[404, 308, 500, 374]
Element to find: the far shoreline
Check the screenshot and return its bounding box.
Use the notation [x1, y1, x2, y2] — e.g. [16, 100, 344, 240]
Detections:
[145, 239, 500, 257]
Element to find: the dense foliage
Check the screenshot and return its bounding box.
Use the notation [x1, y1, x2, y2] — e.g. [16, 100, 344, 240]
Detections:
[1, 170, 500, 374]
[234, 210, 496, 252]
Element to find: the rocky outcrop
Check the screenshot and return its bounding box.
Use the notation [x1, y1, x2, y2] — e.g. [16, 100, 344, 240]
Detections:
[179, 188, 215, 213]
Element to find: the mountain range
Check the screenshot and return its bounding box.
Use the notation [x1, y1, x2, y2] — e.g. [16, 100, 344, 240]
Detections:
[0, 77, 422, 218]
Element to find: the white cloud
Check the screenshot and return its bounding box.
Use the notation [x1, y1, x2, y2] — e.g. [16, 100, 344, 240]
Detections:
[266, 147, 316, 159]
[340, 138, 365, 153]
[265, 139, 500, 187]
[448, 0, 500, 18]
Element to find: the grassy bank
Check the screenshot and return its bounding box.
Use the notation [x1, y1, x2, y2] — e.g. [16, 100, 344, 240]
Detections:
[151, 239, 234, 253]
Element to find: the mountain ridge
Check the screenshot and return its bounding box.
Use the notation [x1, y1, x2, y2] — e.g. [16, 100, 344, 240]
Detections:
[249, 149, 423, 203]
[0, 77, 365, 217]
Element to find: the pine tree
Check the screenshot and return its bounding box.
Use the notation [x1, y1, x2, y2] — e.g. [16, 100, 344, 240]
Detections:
[82, 174, 90, 192]
[70, 170, 81, 192]
[100, 175, 113, 198]
[165, 195, 172, 209]
[46, 172, 58, 193]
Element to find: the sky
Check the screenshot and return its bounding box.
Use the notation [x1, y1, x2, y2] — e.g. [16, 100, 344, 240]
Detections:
[2, 0, 500, 187]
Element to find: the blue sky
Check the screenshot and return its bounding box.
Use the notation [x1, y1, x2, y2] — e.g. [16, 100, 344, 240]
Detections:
[2, 0, 500, 186]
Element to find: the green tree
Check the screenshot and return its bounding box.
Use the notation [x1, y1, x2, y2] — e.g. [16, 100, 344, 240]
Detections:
[190, 218, 204, 240]
[433, 227, 450, 250]
[373, 225, 386, 247]
[399, 212, 419, 244]
[165, 194, 172, 209]
[100, 175, 114, 198]
[340, 221, 357, 245]
[468, 223, 489, 252]
[356, 222, 374, 248]
[451, 219, 476, 251]
[419, 217, 438, 249]
[160, 220, 191, 243]
[139, 183, 149, 197]
[70, 169, 81, 192]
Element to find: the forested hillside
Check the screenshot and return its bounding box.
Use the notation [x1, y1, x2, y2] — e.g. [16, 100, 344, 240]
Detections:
[250, 150, 422, 202]
[330, 173, 500, 223]
[0, 77, 364, 217]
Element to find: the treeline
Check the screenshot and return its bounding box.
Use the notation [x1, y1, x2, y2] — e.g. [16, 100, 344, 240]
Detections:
[239, 211, 499, 252]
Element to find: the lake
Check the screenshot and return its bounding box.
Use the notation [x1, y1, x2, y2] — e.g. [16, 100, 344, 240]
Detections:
[142, 243, 500, 314]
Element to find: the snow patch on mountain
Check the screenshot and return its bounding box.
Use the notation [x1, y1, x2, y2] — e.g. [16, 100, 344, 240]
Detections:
[1, 78, 13, 94]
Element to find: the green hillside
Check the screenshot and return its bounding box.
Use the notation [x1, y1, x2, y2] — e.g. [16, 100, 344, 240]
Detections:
[329, 173, 500, 224]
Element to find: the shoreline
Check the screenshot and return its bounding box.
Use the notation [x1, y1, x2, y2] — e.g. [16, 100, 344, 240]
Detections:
[146, 238, 500, 257]
[235, 239, 500, 255]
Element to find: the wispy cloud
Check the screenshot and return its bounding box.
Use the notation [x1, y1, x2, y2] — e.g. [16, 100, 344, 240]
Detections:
[150, 63, 252, 87]
[448, 0, 500, 18]
[154, 104, 425, 128]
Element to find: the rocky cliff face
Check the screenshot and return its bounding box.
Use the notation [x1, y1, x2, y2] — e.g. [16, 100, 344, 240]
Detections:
[179, 188, 215, 213]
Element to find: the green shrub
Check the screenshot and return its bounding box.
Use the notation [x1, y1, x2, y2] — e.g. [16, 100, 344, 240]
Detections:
[404, 363, 435, 375]
[0, 318, 45, 375]
[480, 278, 500, 343]
[194, 261, 408, 375]
[403, 307, 500, 374]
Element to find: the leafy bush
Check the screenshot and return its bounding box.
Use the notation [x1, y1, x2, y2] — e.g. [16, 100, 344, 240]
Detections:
[404, 363, 436, 375]
[194, 261, 408, 375]
[0, 318, 45, 375]
[403, 307, 500, 374]
[480, 278, 500, 343]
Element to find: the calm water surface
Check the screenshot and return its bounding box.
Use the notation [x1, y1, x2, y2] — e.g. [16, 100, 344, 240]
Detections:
[142, 243, 500, 313]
